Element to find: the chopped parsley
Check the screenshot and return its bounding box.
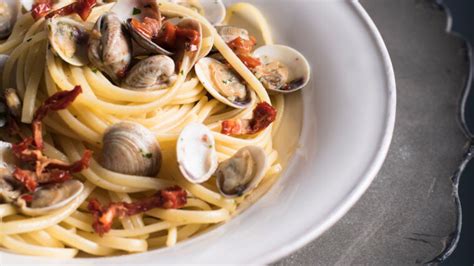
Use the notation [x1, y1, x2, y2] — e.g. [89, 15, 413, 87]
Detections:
[132, 7, 141, 15]
[180, 70, 184, 75]
[91, 67, 98, 73]
[26, 38, 32, 42]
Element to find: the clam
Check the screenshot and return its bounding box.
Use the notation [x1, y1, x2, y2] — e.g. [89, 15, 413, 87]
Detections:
[175, 18, 203, 70]
[216, 146, 267, 198]
[4, 88, 22, 118]
[252, 45, 311, 93]
[195, 57, 253, 109]
[176, 122, 217, 184]
[99, 122, 162, 177]
[0, 0, 20, 40]
[0, 141, 20, 203]
[123, 55, 177, 89]
[168, 0, 226, 25]
[110, 0, 172, 55]
[17, 180, 84, 216]
[47, 17, 90, 66]
[216, 25, 249, 43]
[88, 12, 132, 83]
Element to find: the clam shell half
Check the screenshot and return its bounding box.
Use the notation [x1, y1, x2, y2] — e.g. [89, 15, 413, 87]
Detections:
[216, 146, 267, 198]
[177, 122, 218, 184]
[253, 44, 311, 94]
[47, 17, 90, 66]
[195, 57, 253, 109]
[18, 180, 84, 216]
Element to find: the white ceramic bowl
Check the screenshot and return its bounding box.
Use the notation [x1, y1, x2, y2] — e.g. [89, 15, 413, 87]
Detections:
[2, 0, 395, 264]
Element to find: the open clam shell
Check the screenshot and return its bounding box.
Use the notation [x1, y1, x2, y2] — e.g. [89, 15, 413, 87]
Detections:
[127, 19, 174, 56]
[18, 180, 84, 216]
[47, 17, 90, 66]
[177, 122, 218, 184]
[111, 0, 173, 55]
[0, 0, 20, 40]
[252, 44, 311, 94]
[195, 57, 253, 109]
[216, 146, 267, 198]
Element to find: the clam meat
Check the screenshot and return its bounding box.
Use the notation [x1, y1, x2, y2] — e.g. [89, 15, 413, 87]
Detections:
[216, 146, 267, 198]
[99, 122, 162, 177]
[195, 57, 252, 109]
[123, 55, 176, 89]
[252, 44, 311, 93]
[88, 13, 132, 83]
[17, 179, 84, 216]
[176, 122, 217, 184]
[47, 17, 90, 66]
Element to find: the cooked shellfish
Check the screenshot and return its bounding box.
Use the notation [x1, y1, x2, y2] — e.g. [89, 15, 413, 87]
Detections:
[17, 180, 84, 216]
[47, 17, 90, 66]
[123, 55, 176, 89]
[176, 122, 217, 184]
[99, 122, 162, 177]
[88, 12, 132, 83]
[195, 57, 253, 109]
[216, 146, 267, 198]
[252, 44, 311, 93]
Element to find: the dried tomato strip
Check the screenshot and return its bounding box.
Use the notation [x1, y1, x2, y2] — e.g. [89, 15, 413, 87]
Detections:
[31, 0, 53, 20]
[33, 86, 83, 122]
[130, 17, 162, 40]
[227, 36, 261, 68]
[11, 86, 90, 192]
[221, 102, 277, 135]
[154, 22, 200, 51]
[88, 186, 187, 236]
[45, 0, 97, 21]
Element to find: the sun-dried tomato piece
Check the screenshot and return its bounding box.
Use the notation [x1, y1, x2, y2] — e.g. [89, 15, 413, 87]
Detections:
[11, 86, 89, 192]
[46, 0, 97, 21]
[34, 86, 83, 122]
[221, 102, 277, 135]
[88, 186, 187, 236]
[130, 17, 162, 40]
[155, 22, 177, 48]
[31, 0, 53, 20]
[226, 36, 261, 68]
[46, 150, 93, 172]
[237, 54, 261, 69]
[176, 27, 200, 47]
[13, 168, 38, 192]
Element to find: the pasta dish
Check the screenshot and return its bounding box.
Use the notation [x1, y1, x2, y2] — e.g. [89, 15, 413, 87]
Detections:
[0, 0, 310, 257]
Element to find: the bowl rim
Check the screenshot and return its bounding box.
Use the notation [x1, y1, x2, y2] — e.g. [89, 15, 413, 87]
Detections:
[254, 0, 397, 263]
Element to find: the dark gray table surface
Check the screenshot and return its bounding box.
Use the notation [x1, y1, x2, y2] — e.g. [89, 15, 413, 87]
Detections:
[277, 0, 469, 264]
